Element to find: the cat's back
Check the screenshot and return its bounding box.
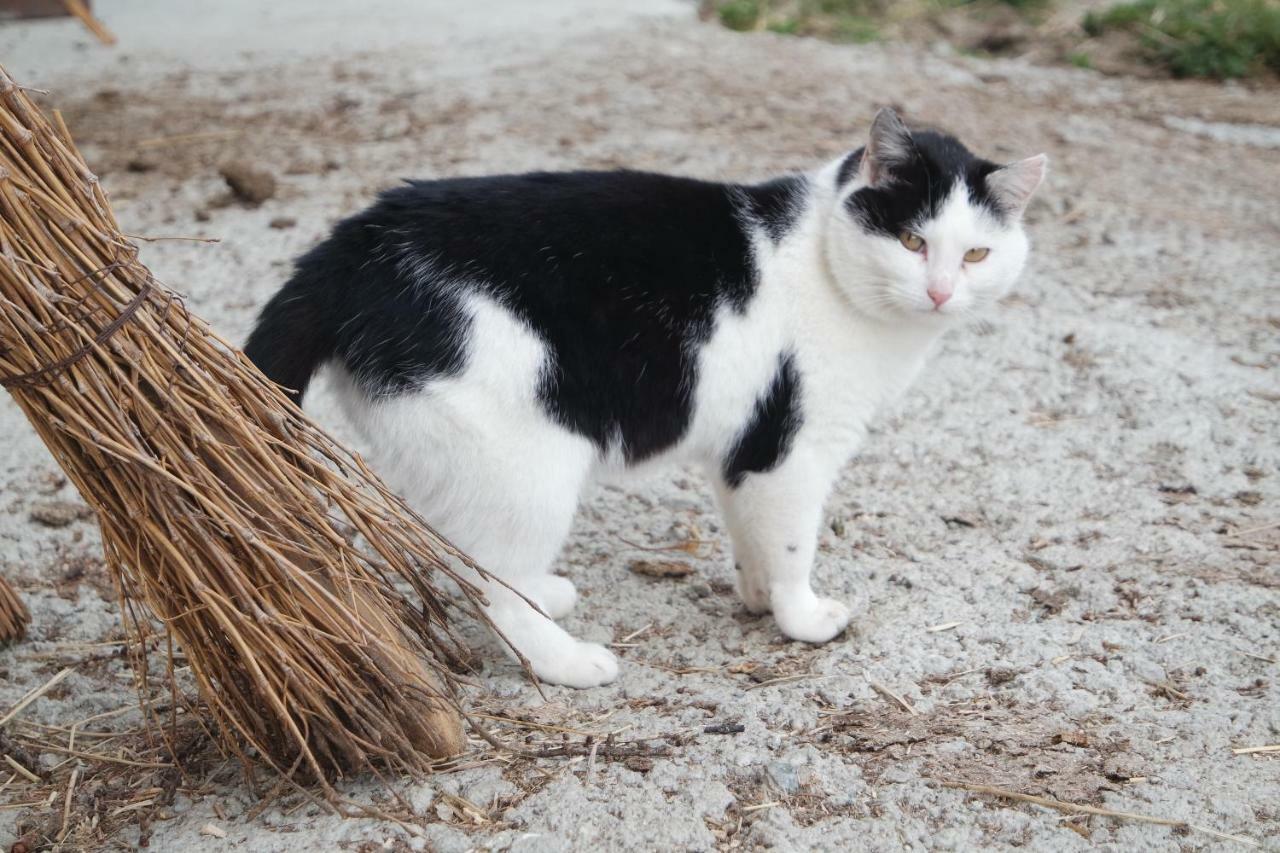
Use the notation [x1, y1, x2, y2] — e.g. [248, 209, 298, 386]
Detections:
[363, 169, 754, 296]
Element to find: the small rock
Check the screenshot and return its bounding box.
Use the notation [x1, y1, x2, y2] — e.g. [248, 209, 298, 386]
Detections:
[687, 582, 712, 599]
[269, 216, 297, 230]
[1103, 753, 1148, 781]
[625, 756, 654, 774]
[408, 786, 434, 814]
[199, 822, 227, 839]
[194, 208, 211, 222]
[748, 665, 781, 684]
[629, 559, 695, 579]
[986, 667, 1019, 686]
[33, 472, 66, 495]
[1054, 730, 1090, 748]
[219, 161, 277, 206]
[125, 157, 157, 173]
[763, 761, 800, 795]
[29, 500, 91, 528]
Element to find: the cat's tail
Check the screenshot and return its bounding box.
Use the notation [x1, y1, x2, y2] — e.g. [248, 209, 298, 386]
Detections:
[243, 259, 339, 407]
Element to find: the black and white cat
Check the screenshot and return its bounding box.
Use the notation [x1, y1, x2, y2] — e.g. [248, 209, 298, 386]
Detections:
[245, 109, 1046, 688]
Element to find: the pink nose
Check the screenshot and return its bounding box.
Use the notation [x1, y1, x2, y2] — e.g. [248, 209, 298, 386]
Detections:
[927, 287, 952, 308]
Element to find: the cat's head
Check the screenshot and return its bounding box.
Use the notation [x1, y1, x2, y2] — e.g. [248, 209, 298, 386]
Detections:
[825, 108, 1046, 324]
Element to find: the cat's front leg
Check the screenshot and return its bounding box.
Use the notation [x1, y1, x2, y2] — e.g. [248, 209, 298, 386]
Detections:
[715, 450, 851, 643]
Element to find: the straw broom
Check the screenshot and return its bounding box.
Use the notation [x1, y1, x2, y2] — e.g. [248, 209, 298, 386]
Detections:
[0, 574, 30, 643]
[0, 66, 497, 782]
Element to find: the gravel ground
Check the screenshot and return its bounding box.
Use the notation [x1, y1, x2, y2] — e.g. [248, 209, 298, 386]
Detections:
[1, 1, 1277, 850]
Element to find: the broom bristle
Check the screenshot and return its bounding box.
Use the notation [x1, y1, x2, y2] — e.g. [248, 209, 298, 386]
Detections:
[0, 574, 30, 643]
[0, 65, 499, 782]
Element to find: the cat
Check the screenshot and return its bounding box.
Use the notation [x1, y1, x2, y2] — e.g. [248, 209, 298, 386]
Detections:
[244, 108, 1046, 688]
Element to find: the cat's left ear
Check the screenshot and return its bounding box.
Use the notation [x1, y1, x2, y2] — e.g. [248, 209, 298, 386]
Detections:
[985, 154, 1048, 217]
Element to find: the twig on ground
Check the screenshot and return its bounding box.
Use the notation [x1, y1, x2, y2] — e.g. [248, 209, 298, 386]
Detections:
[941, 781, 1259, 848]
[3, 755, 40, 783]
[745, 673, 832, 690]
[135, 130, 242, 148]
[868, 678, 918, 716]
[0, 668, 74, 728]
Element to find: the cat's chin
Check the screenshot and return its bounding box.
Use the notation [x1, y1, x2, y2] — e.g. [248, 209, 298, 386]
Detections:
[848, 298, 968, 327]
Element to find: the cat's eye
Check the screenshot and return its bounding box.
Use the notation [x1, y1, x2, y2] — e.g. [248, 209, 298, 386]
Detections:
[899, 232, 925, 253]
[964, 247, 990, 263]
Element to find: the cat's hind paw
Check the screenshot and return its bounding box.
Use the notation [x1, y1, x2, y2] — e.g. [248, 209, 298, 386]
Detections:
[534, 641, 619, 688]
[774, 595, 852, 644]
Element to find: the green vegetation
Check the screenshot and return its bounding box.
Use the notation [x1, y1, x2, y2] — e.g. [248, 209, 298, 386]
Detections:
[1068, 50, 1093, 68]
[714, 0, 1280, 80]
[717, 0, 764, 31]
[1083, 0, 1280, 79]
[716, 0, 885, 43]
[713, 0, 1054, 44]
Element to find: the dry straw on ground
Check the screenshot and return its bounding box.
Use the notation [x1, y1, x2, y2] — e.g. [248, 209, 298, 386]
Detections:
[0, 63, 498, 789]
[0, 575, 30, 643]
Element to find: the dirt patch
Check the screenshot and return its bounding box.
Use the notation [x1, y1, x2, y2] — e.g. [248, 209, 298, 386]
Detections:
[813, 702, 1130, 802]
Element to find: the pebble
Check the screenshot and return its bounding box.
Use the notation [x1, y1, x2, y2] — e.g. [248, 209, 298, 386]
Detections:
[764, 760, 800, 794]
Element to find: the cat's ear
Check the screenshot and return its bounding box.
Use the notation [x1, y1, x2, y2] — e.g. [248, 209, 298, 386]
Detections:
[986, 154, 1048, 217]
[860, 107, 914, 186]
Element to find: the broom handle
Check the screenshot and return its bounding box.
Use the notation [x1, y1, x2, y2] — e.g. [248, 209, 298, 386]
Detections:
[61, 0, 117, 46]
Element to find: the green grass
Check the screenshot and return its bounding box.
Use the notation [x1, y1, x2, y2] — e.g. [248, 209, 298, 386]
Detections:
[714, 0, 1052, 46]
[717, 0, 885, 42]
[1068, 50, 1094, 68]
[1083, 0, 1280, 78]
[718, 0, 763, 31]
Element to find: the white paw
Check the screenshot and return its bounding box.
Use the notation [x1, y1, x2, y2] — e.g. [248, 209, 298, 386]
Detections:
[533, 641, 619, 689]
[527, 575, 578, 620]
[775, 595, 852, 644]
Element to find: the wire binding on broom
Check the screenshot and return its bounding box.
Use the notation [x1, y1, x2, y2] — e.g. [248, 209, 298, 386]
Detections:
[0, 63, 511, 790]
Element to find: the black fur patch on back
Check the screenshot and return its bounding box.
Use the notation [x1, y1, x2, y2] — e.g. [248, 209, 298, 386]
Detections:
[843, 130, 1005, 236]
[723, 352, 803, 488]
[736, 176, 807, 243]
[274, 169, 777, 463]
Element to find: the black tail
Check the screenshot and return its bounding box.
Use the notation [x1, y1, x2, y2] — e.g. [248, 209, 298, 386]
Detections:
[243, 259, 339, 407]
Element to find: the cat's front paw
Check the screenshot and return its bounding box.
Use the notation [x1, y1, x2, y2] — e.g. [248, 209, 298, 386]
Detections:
[534, 641, 619, 688]
[774, 595, 852, 644]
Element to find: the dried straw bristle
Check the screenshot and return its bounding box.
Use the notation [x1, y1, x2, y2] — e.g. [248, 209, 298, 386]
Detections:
[0, 574, 30, 643]
[0, 65, 496, 783]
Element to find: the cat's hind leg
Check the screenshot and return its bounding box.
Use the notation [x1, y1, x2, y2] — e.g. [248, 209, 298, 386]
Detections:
[522, 574, 578, 620]
[368, 396, 615, 687]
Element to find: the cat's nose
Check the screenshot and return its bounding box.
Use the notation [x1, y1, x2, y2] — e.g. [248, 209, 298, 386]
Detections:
[927, 286, 952, 308]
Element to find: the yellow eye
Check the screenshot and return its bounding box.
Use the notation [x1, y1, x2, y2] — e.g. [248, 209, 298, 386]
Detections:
[899, 232, 925, 252]
[964, 247, 990, 263]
